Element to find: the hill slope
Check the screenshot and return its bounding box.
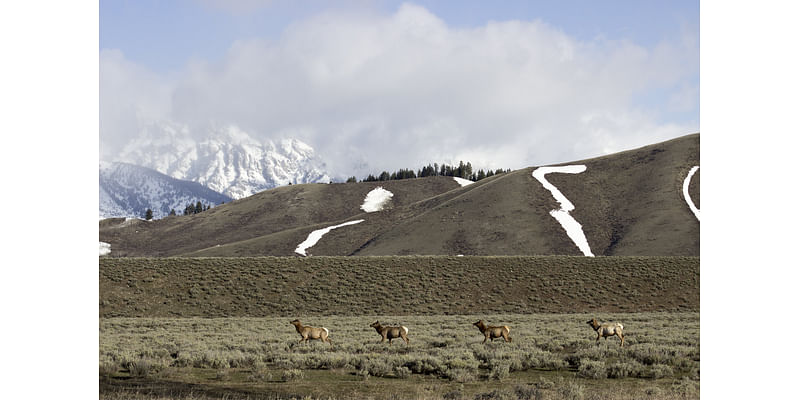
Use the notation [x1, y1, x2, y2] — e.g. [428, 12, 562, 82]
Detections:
[100, 133, 699, 257]
[99, 256, 699, 317]
[355, 133, 699, 256]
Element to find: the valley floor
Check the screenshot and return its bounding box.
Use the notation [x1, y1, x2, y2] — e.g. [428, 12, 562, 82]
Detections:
[100, 313, 699, 400]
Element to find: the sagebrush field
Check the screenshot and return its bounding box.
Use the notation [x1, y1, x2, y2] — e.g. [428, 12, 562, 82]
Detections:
[101, 313, 699, 399]
[100, 256, 699, 399]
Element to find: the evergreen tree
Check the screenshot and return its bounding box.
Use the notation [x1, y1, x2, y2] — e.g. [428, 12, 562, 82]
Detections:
[195, 201, 203, 214]
[145, 208, 153, 220]
[169, 209, 176, 216]
[346, 176, 357, 183]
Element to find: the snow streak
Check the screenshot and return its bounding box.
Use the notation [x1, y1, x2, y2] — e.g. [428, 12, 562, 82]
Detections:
[532, 165, 594, 257]
[295, 220, 365, 256]
[682, 166, 700, 221]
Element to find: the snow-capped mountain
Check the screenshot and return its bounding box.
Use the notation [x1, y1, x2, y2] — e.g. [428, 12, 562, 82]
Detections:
[100, 161, 232, 219]
[116, 122, 331, 199]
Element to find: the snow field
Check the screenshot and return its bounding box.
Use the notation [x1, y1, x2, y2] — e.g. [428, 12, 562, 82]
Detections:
[361, 187, 394, 212]
[532, 165, 594, 257]
[295, 220, 365, 256]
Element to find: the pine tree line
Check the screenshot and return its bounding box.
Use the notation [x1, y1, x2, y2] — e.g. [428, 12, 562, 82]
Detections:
[142, 201, 220, 220]
[350, 161, 511, 183]
[183, 201, 213, 216]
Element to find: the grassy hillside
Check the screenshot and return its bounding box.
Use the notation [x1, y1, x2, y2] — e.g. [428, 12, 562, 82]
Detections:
[99, 176, 461, 257]
[99, 133, 699, 257]
[99, 256, 699, 318]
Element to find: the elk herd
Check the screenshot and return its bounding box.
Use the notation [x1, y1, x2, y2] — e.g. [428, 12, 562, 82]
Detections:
[289, 317, 625, 347]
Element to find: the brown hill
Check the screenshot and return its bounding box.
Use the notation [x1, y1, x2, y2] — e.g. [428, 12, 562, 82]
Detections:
[99, 256, 699, 317]
[99, 133, 699, 257]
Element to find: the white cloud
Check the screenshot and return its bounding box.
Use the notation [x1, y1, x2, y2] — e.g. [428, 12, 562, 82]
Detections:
[100, 3, 698, 178]
[100, 49, 174, 160]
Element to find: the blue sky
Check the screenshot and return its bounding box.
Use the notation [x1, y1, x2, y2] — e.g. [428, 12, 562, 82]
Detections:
[100, 0, 699, 177]
[102, 0, 698, 74]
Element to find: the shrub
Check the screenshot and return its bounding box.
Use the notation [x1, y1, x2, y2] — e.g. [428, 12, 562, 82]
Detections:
[246, 369, 272, 382]
[488, 362, 510, 381]
[514, 385, 542, 400]
[577, 360, 607, 379]
[644, 364, 674, 379]
[557, 381, 585, 400]
[99, 361, 117, 378]
[125, 358, 162, 378]
[606, 361, 642, 379]
[281, 368, 305, 381]
[405, 356, 445, 375]
[671, 376, 700, 398]
[193, 351, 227, 369]
[473, 389, 514, 400]
[363, 360, 394, 377]
[393, 366, 412, 379]
[443, 390, 464, 400]
[534, 377, 555, 390]
[443, 368, 476, 383]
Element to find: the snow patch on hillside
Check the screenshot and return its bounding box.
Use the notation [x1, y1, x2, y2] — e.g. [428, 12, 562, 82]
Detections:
[453, 177, 474, 187]
[532, 165, 594, 257]
[683, 166, 700, 221]
[295, 220, 365, 256]
[99, 242, 111, 256]
[361, 187, 394, 212]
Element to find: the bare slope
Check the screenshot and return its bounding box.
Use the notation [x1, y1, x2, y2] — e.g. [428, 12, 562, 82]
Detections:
[100, 176, 460, 256]
[100, 133, 699, 257]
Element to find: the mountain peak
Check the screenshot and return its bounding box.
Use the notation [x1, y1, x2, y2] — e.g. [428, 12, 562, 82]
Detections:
[116, 121, 331, 198]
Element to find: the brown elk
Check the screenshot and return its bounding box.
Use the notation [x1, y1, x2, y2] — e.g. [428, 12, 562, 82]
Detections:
[473, 320, 512, 343]
[586, 318, 624, 347]
[370, 321, 409, 345]
[290, 319, 332, 345]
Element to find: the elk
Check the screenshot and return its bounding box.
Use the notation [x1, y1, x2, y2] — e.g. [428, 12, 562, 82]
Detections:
[370, 321, 409, 345]
[290, 319, 332, 345]
[586, 318, 624, 347]
[473, 320, 512, 343]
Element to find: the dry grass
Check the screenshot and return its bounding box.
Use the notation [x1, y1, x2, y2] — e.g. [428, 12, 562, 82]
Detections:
[100, 313, 699, 399]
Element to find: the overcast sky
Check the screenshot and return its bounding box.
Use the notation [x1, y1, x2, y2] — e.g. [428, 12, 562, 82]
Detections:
[100, 0, 699, 178]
